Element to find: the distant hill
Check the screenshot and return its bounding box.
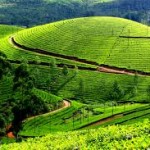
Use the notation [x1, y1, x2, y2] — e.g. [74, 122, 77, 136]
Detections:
[0, 0, 150, 26]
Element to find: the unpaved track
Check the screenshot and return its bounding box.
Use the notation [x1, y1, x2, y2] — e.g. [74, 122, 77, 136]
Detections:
[6, 100, 70, 138]
[80, 114, 123, 129]
[10, 36, 150, 77]
[97, 66, 150, 76]
[24, 100, 70, 122]
[89, 114, 123, 127]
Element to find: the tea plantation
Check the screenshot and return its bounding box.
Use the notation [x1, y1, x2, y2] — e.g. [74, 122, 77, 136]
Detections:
[0, 17, 150, 149]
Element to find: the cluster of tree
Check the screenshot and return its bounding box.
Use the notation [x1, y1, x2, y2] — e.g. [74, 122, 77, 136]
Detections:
[0, 53, 50, 136]
[75, 73, 150, 106]
[0, 0, 150, 27]
[0, 52, 78, 137]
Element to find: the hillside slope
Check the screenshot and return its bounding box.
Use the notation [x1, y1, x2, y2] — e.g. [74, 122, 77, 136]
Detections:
[14, 17, 150, 72]
[0, 25, 22, 39]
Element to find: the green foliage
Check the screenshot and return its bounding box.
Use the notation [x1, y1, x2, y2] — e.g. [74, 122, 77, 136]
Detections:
[109, 81, 124, 101]
[0, 51, 11, 79]
[0, 0, 149, 27]
[19, 103, 146, 136]
[14, 17, 150, 72]
[147, 85, 150, 102]
[2, 120, 150, 149]
[62, 65, 68, 76]
[74, 78, 85, 102]
[0, 25, 22, 39]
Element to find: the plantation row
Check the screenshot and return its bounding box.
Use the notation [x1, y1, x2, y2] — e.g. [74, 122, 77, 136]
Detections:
[19, 103, 147, 136]
[14, 18, 129, 60]
[0, 25, 22, 39]
[2, 120, 150, 149]
[105, 37, 150, 72]
[0, 36, 96, 70]
[12, 17, 150, 72]
[95, 105, 150, 128]
[32, 65, 150, 103]
[20, 101, 83, 136]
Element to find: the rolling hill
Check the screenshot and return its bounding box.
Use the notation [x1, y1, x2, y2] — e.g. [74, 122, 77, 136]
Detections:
[1, 17, 150, 103]
[0, 17, 150, 146]
[13, 17, 150, 72]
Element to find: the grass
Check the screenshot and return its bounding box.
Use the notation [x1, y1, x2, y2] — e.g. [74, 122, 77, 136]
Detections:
[33, 88, 63, 105]
[18, 62, 150, 105]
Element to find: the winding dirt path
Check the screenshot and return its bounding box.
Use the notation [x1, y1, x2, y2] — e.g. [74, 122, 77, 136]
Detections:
[98, 66, 150, 76]
[6, 124, 15, 138]
[24, 100, 70, 122]
[9, 36, 150, 77]
[7, 132, 15, 138]
[80, 113, 123, 129]
[6, 100, 70, 138]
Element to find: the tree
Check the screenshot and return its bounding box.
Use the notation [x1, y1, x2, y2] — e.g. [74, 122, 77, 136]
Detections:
[0, 51, 11, 80]
[109, 81, 124, 115]
[110, 81, 124, 102]
[147, 85, 150, 104]
[62, 65, 69, 76]
[31, 56, 41, 88]
[129, 73, 139, 98]
[12, 62, 49, 135]
[46, 59, 59, 94]
[0, 115, 5, 129]
[56, 66, 77, 94]
[75, 78, 85, 103]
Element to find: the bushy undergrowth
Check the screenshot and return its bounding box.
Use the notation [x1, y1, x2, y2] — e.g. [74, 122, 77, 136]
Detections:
[1, 120, 150, 150]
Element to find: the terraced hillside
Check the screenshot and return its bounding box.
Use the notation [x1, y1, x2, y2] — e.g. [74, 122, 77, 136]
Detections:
[1, 17, 150, 103]
[1, 18, 150, 141]
[19, 103, 148, 136]
[13, 17, 150, 72]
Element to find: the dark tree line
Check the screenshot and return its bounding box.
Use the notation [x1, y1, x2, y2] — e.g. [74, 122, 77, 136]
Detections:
[0, 0, 150, 27]
[0, 53, 78, 137]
